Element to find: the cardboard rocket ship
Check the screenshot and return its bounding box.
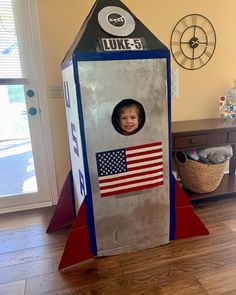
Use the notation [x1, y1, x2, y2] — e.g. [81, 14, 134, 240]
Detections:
[47, 0, 209, 270]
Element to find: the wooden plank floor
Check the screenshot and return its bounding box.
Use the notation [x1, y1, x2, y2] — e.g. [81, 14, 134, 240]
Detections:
[1, 196, 236, 295]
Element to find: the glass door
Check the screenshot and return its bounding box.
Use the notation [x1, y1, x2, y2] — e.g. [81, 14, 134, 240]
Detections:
[0, 0, 54, 211]
[0, 85, 37, 196]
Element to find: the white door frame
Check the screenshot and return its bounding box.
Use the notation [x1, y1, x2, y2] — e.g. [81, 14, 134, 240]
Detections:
[0, 0, 58, 213]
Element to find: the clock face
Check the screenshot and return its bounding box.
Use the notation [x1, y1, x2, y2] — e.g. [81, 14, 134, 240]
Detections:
[170, 14, 216, 70]
[98, 6, 135, 37]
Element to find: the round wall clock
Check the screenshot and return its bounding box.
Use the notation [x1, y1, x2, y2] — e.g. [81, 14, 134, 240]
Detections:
[170, 14, 216, 70]
[98, 6, 135, 37]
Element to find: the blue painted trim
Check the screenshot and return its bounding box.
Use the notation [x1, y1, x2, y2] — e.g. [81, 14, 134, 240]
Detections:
[74, 49, 169, 62]
[166, 55, 176, 241]
[72, 56, 98, 256]
[169, 173, 176, 240]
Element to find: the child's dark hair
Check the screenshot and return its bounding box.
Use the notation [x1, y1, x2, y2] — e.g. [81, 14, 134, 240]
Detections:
[112, 99, 146, 135]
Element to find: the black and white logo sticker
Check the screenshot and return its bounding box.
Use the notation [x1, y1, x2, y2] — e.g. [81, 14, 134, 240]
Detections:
[107, 13, 125, 27]
[99, 38, 145, 51]
[98, 6, 135, 37]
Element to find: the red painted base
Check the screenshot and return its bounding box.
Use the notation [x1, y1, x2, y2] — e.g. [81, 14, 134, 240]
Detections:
[47, 172, 209, 270]
[46, 171, 75, 233]
[58, 201, 92, 270]
[174, 180, 209, 239]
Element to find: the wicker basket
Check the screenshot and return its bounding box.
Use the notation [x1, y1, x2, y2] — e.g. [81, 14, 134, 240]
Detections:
[174, 151, 228, 193]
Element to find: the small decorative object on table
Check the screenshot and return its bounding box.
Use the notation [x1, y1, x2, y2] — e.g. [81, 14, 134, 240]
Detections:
[220, 77, 236, 120]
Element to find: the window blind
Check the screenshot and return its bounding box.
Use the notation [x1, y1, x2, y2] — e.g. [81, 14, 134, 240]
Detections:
[0, 0, 22, 79]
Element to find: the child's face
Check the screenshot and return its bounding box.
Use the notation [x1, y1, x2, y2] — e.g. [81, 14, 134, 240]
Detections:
[119, 107, 140, 135]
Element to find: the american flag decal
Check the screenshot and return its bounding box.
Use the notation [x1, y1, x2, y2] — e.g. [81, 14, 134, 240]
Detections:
[96, 142, 164, 197]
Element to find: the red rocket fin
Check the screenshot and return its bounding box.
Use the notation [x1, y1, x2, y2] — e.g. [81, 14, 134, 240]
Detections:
[58, 200, 93, 270]
[174, 179, 209, 239]
[46, 170, 75, 233]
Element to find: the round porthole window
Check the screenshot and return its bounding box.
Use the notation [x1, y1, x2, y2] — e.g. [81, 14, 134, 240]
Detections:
[112, 99, 146, 136]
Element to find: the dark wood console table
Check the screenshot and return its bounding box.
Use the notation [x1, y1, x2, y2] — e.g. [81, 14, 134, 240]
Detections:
[172, 118, 236, 201]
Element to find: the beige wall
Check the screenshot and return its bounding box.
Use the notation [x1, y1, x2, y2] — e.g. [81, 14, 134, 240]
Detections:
[36, 0, 236, 192]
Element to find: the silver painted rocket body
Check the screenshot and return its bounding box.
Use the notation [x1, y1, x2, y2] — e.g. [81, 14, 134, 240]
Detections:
[61, 0, 173, 256]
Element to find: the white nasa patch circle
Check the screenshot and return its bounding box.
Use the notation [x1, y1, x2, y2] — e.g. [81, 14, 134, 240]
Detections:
[98, 6, 135, 37]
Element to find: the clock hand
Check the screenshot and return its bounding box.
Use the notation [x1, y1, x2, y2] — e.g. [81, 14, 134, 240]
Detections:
[192, 41, 208, 47]
[190, 39, 207, 48]
[191, 39, 199, 46]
